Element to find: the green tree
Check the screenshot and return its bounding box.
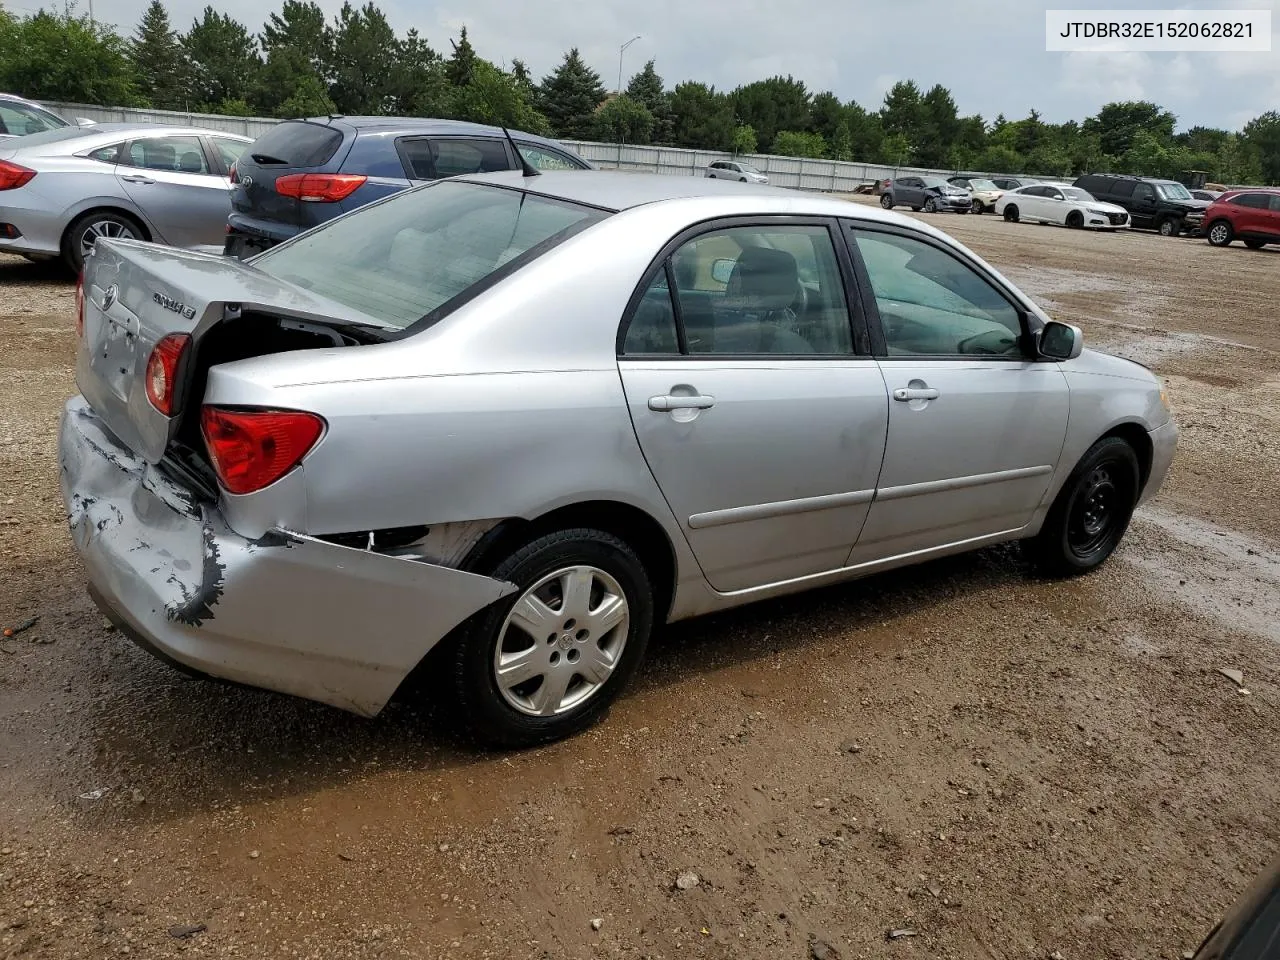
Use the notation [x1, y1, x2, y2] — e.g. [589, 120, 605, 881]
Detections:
[537, 48, 606, 139]
[731, 123, 757, 155]
[1217, 133, 1263, 185]
[130, 1, 188, 110]
[976, 144, 1023, 174]
[731, 76, 810, 153]
[0, 8, 140, 105]
[1083, 101, 1176, 158]
[254, 47, 334, 117]
[1119, 129, 1173, 177]
[390, 28, 446, 117]
[183, 7, 260, 110]
[1241, 111, 1280, 184]
[261, 0, 328, 72]
[625, 60, 672, 144]
[326, 1, 398, 114]
[879, 131, 912, 167]
[809, 91, 843, 144]
[669, 81, 734, 150]
[773, 129, 825, 158]
[845, 102, 884, 161]
[591, 94, 653, 143]
[449, 59, 548, 132]
[829, 121, 852, 161]
[879, 80, 925, 155]
[916, 83, 959, 166]
[446, 25, 477, 88]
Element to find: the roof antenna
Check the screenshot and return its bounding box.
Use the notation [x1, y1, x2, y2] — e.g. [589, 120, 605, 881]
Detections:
[502, 127, 541, 177]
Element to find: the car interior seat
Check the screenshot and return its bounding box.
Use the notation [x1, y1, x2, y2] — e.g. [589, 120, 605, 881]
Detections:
[715, 247, 812, 353]
[179, 151, 204, 173]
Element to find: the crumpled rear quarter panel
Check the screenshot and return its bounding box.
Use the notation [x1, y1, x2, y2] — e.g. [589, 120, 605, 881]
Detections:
[59, 397, 516, 716]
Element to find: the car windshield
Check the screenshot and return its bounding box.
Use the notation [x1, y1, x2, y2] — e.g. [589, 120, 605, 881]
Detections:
[922, 177, 948, 187]
[738, 162, 762, 174]
[1061, 187, 1093, 201]
[1157, 182, 1193, 201]
[969, 179, 998, 191]
[252, 181, 610, 330]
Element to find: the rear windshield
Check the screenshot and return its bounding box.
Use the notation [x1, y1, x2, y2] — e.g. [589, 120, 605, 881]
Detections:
[247, 120, 343, 167]
[252, 180, 610, 330]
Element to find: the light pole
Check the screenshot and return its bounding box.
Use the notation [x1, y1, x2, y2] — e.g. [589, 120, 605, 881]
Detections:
[617, 36, 641, 95]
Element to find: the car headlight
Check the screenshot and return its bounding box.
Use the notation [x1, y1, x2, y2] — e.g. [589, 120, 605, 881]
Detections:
[1159, 384, 1171, 410]
[1088, 207, 1111, 216]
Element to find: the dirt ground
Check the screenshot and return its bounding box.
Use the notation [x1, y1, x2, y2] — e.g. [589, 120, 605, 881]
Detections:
[1, 209, 1278, 960]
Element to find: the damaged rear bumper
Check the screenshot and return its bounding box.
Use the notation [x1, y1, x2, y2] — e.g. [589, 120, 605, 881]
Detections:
[58, 396, 516, 717]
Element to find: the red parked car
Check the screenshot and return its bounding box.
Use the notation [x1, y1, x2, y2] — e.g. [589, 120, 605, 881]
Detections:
[1203, 187, 1280, 249]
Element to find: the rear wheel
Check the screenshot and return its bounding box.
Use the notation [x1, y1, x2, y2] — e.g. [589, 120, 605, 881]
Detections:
[1066, 210, 1084, 229]
[61, 210, 145, 273]
[1025, 436, 1140, 577]
[880, 194, 894, 210]
[1157, 216, 1181, 237]
[1206, 220, 1234, 246]
[1003, 204, 1020, 222]
[1244, 238, 1266, 250]
[452, 528, 654, 748]
[923, 197, 938, 213]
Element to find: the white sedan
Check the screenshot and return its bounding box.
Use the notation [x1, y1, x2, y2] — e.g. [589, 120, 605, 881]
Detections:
[996, 183, 1130, 230]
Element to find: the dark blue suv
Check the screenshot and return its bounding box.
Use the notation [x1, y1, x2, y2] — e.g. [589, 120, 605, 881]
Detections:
[223, 116, 592, 258]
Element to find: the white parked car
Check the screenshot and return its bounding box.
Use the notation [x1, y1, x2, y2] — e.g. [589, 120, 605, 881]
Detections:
[706, 160, 768, 183]
[996, 183, 1130, 230]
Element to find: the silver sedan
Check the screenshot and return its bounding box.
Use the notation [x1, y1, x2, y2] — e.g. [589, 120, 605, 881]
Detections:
[60, 171, 1178, 747]
[0, 122, 249, 271]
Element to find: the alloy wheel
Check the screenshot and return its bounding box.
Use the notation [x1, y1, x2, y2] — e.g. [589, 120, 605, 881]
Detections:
[493, 565, 630, 717]
[79, 218, 137, 260]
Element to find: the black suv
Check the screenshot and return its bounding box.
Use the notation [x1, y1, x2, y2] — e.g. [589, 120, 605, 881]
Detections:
[1072, 174, 1209, 237]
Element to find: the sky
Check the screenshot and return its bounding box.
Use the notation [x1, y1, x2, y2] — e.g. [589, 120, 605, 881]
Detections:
[22, 0, 1280, 131]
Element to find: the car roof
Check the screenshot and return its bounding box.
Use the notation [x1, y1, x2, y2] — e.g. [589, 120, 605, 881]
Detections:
[296, 115, 568, 149]
[3, 123, 251, 154]
[0, 92, 47, 106]
[454, 170, 908, 221]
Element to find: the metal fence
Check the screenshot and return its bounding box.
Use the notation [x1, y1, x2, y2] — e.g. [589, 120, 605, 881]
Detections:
[40, 100, 1009, 192]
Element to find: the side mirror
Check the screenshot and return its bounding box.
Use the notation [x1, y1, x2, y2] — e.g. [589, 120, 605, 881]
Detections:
[75, 118, 97, 127]
[1039, 320, 1083, 360]
[710, 258, 735, 286]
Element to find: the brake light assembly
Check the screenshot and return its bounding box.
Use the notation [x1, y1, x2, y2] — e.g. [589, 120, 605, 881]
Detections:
[144, 333, 190, 416]
[0, 160, 36, 191]
[201, 407, 326, 495]
[274, 173, 367, 203]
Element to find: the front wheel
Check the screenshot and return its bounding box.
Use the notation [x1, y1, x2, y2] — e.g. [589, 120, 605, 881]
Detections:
[1244, 238, 1266, 250]
[1157, 217, 1181, 237]
[923, 197, 938, 213]
[452, 528, 654, 748]
[880, 194, 894, 210]
[1066, 211, 1084, 229]
[1206, 220, 1234, 246]
[1003, 204, 1020, 222]
[1025, 436, 1140, 577]
[971, 199, 983, 215]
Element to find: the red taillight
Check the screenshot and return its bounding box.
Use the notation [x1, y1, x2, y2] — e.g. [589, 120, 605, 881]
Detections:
[75, 272, 85, 338]
[229, 162, 238, 183]
[0, 160, 36, 191]
[200, 407, 325, 495]
[144, 333, 190, 416]
[275, 173, 367, 202]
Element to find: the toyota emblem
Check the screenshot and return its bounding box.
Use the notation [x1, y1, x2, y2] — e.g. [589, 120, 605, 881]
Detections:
[102, 283, 118, 311]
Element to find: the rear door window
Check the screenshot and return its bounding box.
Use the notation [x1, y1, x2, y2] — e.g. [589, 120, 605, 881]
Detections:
[1270, 196, 1280, 212]
[247, 120, 344, 167]
[87, 142, 124, 163]
[1111, 180, 1136, 198]
[210, 137, 247, 171]
[400, 137, 513, 180]
[516, 142, 588, 171]
[124, 136, 211, 174]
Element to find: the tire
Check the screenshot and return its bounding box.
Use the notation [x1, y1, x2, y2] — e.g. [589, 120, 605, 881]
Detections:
[910, 206, 922, 212]
[1025, 436, 1140, 578]
[923, 197, 938, 213]
[1003, 204, 1020, 222]
[1157, 216, 1181, 237]
[739, 176, 748, 182]
[1244, 238, 1266, 250]
[452, 528, 654, 749]
[971, 199, 983, 215]
[1066, 211, 1084, 229]
[1206, 219, 1234, 247]
[880, 194, 894, 210]
[61, 209, 146, 273]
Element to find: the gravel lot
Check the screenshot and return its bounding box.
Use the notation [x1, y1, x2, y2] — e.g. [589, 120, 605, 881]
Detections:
[2, 209, 1278, 960]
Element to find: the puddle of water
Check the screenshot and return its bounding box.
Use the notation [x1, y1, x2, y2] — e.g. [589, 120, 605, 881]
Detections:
[1127, 506, 1280, 644]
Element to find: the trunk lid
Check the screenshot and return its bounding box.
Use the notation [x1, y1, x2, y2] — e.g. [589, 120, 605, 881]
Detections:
[229, 119, 350, 231]
[77, 239, 385, 464]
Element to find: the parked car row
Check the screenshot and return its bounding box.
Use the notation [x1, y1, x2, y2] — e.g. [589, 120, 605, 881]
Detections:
[0, 112, 591, 270]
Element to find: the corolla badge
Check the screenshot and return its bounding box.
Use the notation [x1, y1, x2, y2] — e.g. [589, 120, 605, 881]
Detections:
[101, 283, 117, 311]
[153, 291, 197, 320]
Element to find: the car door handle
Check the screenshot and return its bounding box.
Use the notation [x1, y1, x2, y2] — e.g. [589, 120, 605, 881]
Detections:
[120, 175, 155, 184]
[893, 387, 939, 401]
[649, 394, 715, 412]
